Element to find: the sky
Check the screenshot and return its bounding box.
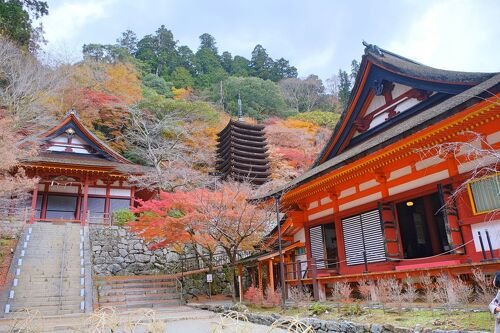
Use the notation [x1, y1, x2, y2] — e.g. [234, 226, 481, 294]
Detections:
[39, 0, 500, 81]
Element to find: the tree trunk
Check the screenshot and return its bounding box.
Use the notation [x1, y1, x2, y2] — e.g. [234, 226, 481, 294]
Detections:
[228, 262, 236, 302]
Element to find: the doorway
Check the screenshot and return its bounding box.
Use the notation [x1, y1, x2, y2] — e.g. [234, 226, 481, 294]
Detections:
[396, 193, 450, 259]
[45, 195, 78, 220]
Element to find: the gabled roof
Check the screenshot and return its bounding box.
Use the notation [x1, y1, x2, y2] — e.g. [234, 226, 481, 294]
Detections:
[315, 43, 497, 166]
[22, 110, 146, 176]
[41, 111, 131, 164]
[253, 44, 499, 202]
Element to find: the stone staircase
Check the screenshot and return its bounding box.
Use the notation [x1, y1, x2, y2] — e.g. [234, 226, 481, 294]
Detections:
[4, 222, 85, 316]
[95, 275, 183, 310]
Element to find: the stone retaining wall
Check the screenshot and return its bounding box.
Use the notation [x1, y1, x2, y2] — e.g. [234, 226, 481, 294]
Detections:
[189, 303, 489, 333]
[0, 219, 25, 239]
[89, 226, 179, 276]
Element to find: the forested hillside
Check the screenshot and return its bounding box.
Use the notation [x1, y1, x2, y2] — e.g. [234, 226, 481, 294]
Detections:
[0, 0, 361, 194]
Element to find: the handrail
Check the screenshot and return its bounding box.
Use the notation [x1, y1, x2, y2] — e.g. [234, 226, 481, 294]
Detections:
[175, 276, 184, 304]
[59, 223, 68, 310]
[283, 258, 340, 281]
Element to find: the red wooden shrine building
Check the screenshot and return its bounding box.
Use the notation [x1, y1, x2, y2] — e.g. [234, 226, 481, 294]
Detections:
[247, 44, 500, 299]
[21, 111, 147, 225]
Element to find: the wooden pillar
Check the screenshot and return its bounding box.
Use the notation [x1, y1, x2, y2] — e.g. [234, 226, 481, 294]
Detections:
[81, 176, 89, 226]
[257, 261, 263, 290]
[104, 182, 111, 225]
[378, 202, 402, 260]
[75, 184, 82, 220]
[311, 257, 319, 300]
[41, 183, 49, 219]
[29, 185, 38, 224]
[304, 225, 313, 279]
[318, 282, 327, 301]
[439, 184, 464, 254]
[268, 259, 274, 292]
[130, 186, 135, 209]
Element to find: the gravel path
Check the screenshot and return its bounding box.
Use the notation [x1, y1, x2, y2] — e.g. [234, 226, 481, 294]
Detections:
[0, 306, 282, 332]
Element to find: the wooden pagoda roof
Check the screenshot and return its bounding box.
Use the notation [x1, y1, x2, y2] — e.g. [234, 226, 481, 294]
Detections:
[215, 120, 270, 184]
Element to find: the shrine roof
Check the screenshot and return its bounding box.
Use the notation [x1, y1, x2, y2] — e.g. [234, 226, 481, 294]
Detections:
[253, 71, 500, 201]
[21, 111, 146, 175]
[24, 152, 146, 174]
[363, 43, 495, 85]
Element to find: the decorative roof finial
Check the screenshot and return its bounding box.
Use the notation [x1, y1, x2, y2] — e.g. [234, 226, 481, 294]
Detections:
[362, 41, 383, 57]
[237, 93, 243, 121]
[65, 108, 80, 119]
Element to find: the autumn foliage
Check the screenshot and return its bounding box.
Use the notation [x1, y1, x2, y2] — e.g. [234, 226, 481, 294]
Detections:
[129, 181, 272, 300]
[129, 181, 272, 253]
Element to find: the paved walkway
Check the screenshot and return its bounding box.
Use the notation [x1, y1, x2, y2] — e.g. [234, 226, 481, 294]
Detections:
[0, 306, 282, 332]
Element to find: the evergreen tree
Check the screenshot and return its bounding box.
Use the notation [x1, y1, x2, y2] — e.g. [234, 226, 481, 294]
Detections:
[0, 0, 48, 52]
[135, 25, 178, 77]
[221, 51, 233, 74]
[117, 29, 138, 55]
[218, 76, 286, 119]
[177, 45, 195, 74]
[270, 57, 297, 81]
[198, 33, 218, 55]
[250, 44, 274, 80]
[350, 59, 360, 82]
[232, 55, 250, 77]
[171, 66, 194, 88]
[338, 69, 351, 111]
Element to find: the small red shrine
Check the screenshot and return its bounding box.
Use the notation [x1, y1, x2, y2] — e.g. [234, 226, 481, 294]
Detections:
[246, 43, 500, 299]
[21, 111, 147, 225]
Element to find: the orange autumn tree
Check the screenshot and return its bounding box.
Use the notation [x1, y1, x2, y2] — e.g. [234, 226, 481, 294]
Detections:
[129, 181, 273, 301]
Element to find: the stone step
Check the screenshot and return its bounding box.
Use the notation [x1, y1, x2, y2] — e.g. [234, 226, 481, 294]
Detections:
[95, 277, 178, 285]
[7, 305, 83, 316]
[103, 286, 179, 296]
[10, 297, 83, 306]
[97, 281, 178, 291]
[99, 292, 180, 303]
[98, 298, 181, 309]
[6, 222, 86, 316]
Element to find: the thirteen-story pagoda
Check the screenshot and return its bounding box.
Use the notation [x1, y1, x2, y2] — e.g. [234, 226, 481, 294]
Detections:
[215, 119, 270, 185]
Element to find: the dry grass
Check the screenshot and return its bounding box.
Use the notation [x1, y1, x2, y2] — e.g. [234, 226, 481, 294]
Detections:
[245, 305, 494, 332]
[7, 308, 45, 333]
[267, 317, 315, 333]
[210, 310, 251, 333]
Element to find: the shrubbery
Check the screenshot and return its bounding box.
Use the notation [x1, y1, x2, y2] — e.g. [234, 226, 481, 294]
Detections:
[290, 110, 340, 128]
[112, 209, 135, 227]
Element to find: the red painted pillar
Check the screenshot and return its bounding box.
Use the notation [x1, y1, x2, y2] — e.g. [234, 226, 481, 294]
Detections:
[130, 186, 135, 209]
[75, 184, 82, 220]
[81, 176, 89, 226]
[41, 183, 48, 219]
[29, 185, 38, 224]
[257, 261, 263, 290]
[104, 182, 111, 225]
[268, 259, 275, 292]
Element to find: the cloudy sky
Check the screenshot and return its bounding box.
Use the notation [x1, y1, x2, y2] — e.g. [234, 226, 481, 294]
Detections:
[39, 0, 500, 81]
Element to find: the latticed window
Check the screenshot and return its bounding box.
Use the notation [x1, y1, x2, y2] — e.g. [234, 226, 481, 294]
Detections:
[342, 210, 386, 266]
[469, 174, 500, 214]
